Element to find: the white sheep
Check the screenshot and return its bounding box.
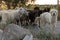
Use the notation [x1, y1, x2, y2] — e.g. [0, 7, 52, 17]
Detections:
[0, 10, 19, 29]
[0, 10, 19, 24]
[0, 7, 28, 27]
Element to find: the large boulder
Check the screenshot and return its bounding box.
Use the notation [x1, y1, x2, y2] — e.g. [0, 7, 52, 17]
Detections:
[1, 24, 32, 40]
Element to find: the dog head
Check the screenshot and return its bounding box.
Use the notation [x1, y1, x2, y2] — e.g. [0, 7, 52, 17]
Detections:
[50, 9, 58, 16]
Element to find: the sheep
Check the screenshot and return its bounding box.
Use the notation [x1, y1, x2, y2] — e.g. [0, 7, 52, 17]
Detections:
[0, 7, 29, 27]
[27, 7, 42, 25]
[34, 17, 40, 27]
[14, 7, 29, 26]
[0, 10, 20, 29]
[0, 10, 19, 23]
[40, 12, 52, 27]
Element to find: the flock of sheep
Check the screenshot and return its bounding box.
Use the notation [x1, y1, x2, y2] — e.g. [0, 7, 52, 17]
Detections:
[0, 7, 28, 29]
[0, 7, 58, 40]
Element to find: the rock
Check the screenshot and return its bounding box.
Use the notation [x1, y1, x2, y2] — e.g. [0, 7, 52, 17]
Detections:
[26, 25, 40, 38]
[0, 29, 3, 40]
[1, 24, 32, 40]
[0, 21, 7, 30]
[23, 34, 33, 40]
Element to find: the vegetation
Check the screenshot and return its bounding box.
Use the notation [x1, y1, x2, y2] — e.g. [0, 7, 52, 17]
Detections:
[5, 0, 35, 5]
[56, 34, 60, 40]
[39, 31, 51, 40]
[37, 28, 60, 40]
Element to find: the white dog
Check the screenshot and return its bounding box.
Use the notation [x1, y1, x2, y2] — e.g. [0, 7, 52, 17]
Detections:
[50, 9, 58, 27]
[40, 9, 58, 33]
[34, 9, 58, 40]
[40, 9, 58, 26]
[35, 9, 58, 29]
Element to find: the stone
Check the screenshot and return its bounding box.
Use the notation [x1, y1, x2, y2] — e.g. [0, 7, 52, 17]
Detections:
[23, 34, 33, 40]
[0, 29, 3, 40]
[1, 24, 32, 40]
